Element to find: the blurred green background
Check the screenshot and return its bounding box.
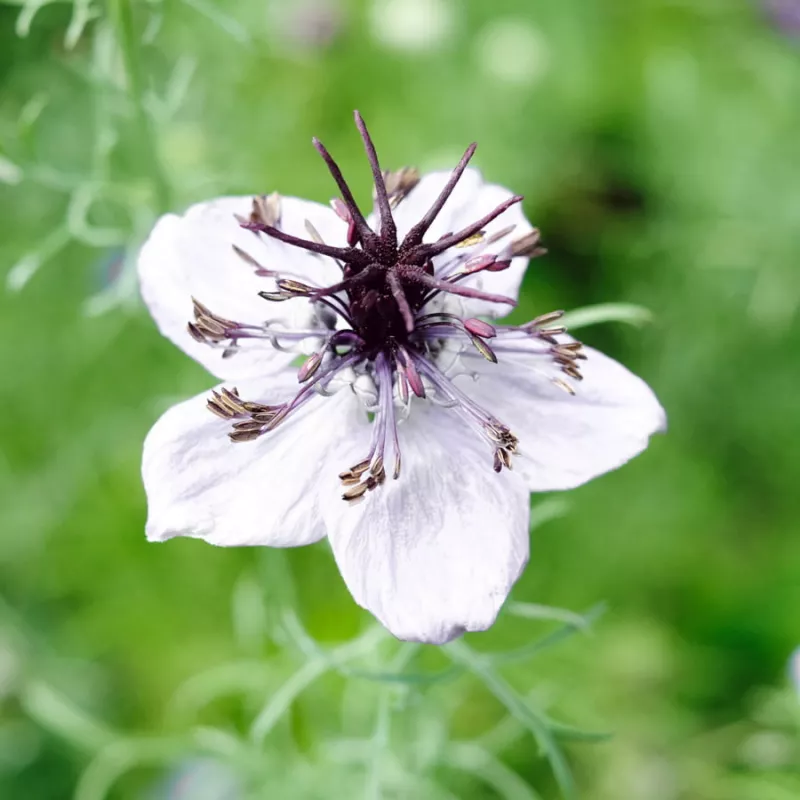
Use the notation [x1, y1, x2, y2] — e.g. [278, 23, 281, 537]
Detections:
[1, 0, 799, 798]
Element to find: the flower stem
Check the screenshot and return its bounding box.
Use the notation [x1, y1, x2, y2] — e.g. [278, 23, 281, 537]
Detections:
[109, 0, 171, 213]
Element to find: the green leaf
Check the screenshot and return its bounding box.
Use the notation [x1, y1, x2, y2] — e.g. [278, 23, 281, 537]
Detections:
[445, 641, 577, 800]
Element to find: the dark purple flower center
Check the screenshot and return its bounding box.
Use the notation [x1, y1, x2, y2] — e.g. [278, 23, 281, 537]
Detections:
[189, 112, 584, 501]
[238, 112, 527, 361]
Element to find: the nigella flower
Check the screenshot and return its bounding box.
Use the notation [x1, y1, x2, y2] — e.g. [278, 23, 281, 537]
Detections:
[139, 112, 666, 644]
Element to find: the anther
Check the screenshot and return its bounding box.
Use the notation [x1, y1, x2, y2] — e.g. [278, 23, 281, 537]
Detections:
[527, 310, 565, 328]
[304, 220, 325, 245]
[510, 229, 542, 258]
[552, 378, 577, 395]
[469, 335, 498, 363]
[277, 279, 314, 297]
[229, 429, 263, 443]
[249, 193, 282, 227]
[485, 224, 517, 245]
[207, 399, 232, 419]
[298, 352, 323, 382]
[455, 232, 486, 248]
[463, 318, 497, 339]
[343, 482, 369, 502]
[232, 244, 274, 276]
[380, 167, 420, 208]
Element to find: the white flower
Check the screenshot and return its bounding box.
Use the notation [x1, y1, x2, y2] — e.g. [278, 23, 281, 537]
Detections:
[139, 112, 666, 645]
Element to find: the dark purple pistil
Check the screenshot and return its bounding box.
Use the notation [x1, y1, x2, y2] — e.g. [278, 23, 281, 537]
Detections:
[242, 111, 522, 359]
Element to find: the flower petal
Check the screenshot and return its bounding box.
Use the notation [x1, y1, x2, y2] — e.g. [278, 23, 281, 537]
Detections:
[459, 342, 667, 491]
[143, 373, 365, 547]
[321, 404, 530, 644]
[138, 195, 345, 379]
[383, 168, 536, 317]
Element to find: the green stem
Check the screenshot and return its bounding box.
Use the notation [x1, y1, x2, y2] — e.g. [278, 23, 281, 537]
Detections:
[109, 0, 171, 213]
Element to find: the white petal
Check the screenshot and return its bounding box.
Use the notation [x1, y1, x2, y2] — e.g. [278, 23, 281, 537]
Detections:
[321, 404, 530, 644]
[459, 343, 667, 492]
[138, 195, 346, 379]
[383, 168, 536, 317]
[143, 372, 365, 547]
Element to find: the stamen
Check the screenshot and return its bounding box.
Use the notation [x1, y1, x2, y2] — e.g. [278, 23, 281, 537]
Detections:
[455, 231, 486, 248]
[413, 315, 498, 362]
[231, 244, 275, 277]
[218, 352, 361, 443]
[380, 167, 420, 208]
[297, 352, 323, 382]
[485, 223, 517, 245]
[189, 298, 274, 349]
[450, 254, 504, 277]
[463, 318, 497, 339]
[247, 193, 282, 227]
[330, 197, 358, 247]
[552, 378, 577, 395]
[524, 310, 565, 329]
[340, 353, 403, 500]
[412, 355, 517, 471]
[278, 278, 314, 297]
[396, 345, 425, 397]
[509, 229, 545, 258]
[304, 219, 325, 244]
[469, 336, 497, 363]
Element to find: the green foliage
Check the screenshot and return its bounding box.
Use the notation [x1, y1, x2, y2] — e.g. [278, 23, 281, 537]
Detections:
[1, 0, 799, 797]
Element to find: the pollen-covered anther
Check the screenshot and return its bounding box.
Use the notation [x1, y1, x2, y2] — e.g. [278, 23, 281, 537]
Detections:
[379, 167, 421, 208]
[249, 192, 282, 228]
[485, 223, 517, 246]
[484, 422, 519, 456]
[519, 310, 569, 342]
[463, 318, 497, 339]
[330, 197, 358, 246]
[230, 244, 276, 278]
[340, 457, 386, 502]
[205, 386, 284, 440]
[510, 229, 546, 258]
[188, 298, 241, 345]
[452, 254, 511, 278]
[493, 447, 513, 473]
[297, 352, 323, 382]
[278, 279, 315, 297]
[258, 278, 317, 303]
[551, 341, 587, 380]
[469, 335, 497, 363]
[455, 231, 486, 249]
[227, 401, 283, 440]
[552, 378, 577, 396]
[527, 309, 565, 328]
[206, 387, 248, 420]
[338, 459, 370, 483]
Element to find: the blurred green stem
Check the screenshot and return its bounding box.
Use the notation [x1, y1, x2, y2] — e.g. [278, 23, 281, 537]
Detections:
[109, 0, 170, 213]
